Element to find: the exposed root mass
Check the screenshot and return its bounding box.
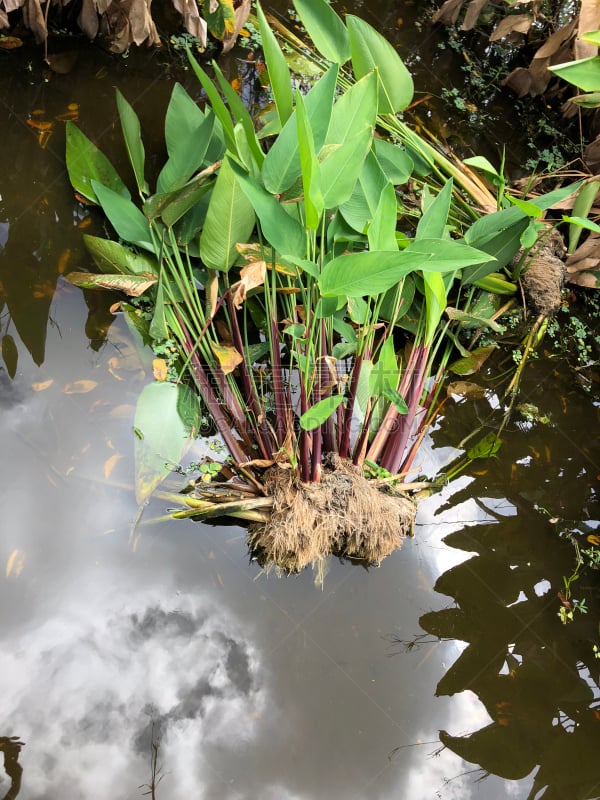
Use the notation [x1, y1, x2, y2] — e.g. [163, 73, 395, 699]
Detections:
[248, 454, 416, 573]
[521, 232, 566, 317]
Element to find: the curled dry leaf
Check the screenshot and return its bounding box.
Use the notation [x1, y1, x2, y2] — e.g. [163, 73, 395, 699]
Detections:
[5, 549, 25, 578]
[63, 379, 98, 394]
[489, 13, 532, 42]
[566, 232, 600, 288]
[152, 358, 168, 381]
[230, 260, 266, 308]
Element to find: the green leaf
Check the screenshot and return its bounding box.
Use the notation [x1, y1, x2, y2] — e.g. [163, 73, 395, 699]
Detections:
[186, 50, 237, 155]
[212, 60, 264, 168]
[261, 63, 338, 194]
[369, 336, 398, 396]
[91, 180, 154, 252]
[508, 195, 543, 218]
[83, 235, 158, 276]
[466, 431, 502, 460]
[321, 126, 373, 209]
[423, 270, 448, 344]
[463, 155, 502, 181]
[293, 0, 350, 63]
[416, 179, 453, 240]
[200, 158, 256, 270]
[1, 334, 18, 379]
[463, 206, 528, 283]
[299, 394, 345, 430]
[373, 138, 413, 184]
[319, 239, 494, 297]
[65, 122, 129, 203]
[520, 220, 538, 249]
[549, 55, 600, 92]
[204, 0, 235, 40]
[134, 382, 201, 503]
[449, 344, 496, 376]
[339, 149, 388, 233]
[157, 85, 218, 193]
[296, 90, 323, 229]
[257, 1, 293, 126]
[346, 15, 414, 113]
[367, 181, 398, 251]
[582, 30, 600, 46]
[445, 306, 504, 333]
[116, 89, 148, 196]
[567, 180, 600, 253]
[383, 388, 408, 415]
[229, 159, 306, 258]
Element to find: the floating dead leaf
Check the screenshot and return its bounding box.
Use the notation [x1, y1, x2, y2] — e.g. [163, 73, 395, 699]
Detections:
[446, 380, 487, 401]
[231, 260, 266, 308]
[26, 117, 53, 131]
[57, 248, 71, 274]
[63, 379, 98, 394]
[152, 358, 168, 381]
[104, 453, 122, 479]
[109, 301, 122, 314]
[587, 534, 600, 546]
[32, 379, 54, 391]
[210, 342, 243, 375]
[489, 13, 532, 42]
[5, 549, 25, 578]
[45, 51, 79, 74]
[0, 36, 23, 49]
[109, 403, 135, 419]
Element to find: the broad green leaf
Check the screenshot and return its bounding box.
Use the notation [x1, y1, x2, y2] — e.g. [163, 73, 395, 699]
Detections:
[567, 180, 600, 253]
[449, 344, 496, 376]
[463, 205, 528, 283]
[346, 15, 414, 113]
[146, 169, 216, 228]
[229, 159, 305, 258]
[299, 394, 345, 430]
[549, 56, 600, 92]
[65, 271, 157, 296]
[373, 138, 413, 184]
[369, 336, 398, 396]
[533, 181, 582, 210]
[91, 180, 154, 252]
[134, 382, 201, 503]
[379, 274, 415, 323]
[65, 122, 129, 203]
[1, 333, 17, 379]
[293, 0, 350, 63]
[321, 126, 373, 208]
[340, 149, 388, 232]
[570, 91, 600, 107]
[383, 388, 408, 415]
[466, 431, 502, 460]
[520, 220, 539, 249]
[200, 158, 256, 270]
[262, 63, 338, 194]
[158, 85, 217, 193]
[257, 1, 293, 126]
[445, 306, 504, 333]
[463, 155, 502, 181]
[583, 30, 600, 46]
[212, 61, 264, 168]
[423, 270, 447, 345]
[508, 195, 543, 218]
[326, 68, 377, 146]
[367, 181, 398, 251]
[416, 179, 453, 240]
[116, 89, 148, 196]
[186, 50, 237, 155]
[319, 239, 494, 297]
[83, 235, 158, 275]
[296, 90, 323, 229]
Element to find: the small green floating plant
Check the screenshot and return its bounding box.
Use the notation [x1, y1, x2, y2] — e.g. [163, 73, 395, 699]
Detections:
[64, 0, 582, 573]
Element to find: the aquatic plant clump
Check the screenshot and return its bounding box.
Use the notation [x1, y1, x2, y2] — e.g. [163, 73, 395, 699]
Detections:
[64, 0, 586, 573]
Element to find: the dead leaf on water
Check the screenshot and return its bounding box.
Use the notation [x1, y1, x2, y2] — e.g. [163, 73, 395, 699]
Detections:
[446, 380, 487, 401]
[0, 36, 23, 49]
[5, 549, 25, 578]
[32, 379, 54, 391]
[109, 404, 135, 419]
[63, 379, 97, 394]
[104, 453, 122, 479]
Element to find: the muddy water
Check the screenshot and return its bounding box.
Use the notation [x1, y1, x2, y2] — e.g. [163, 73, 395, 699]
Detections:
[1, 11, 599, 800]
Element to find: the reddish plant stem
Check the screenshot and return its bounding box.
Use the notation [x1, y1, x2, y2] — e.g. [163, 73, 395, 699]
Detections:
[339, 354, 363, 459]
[225, 293, 273, 460]
[299, 384, 310, 482]
[381, 345, 429, 475]
[269, 315, 288, 446]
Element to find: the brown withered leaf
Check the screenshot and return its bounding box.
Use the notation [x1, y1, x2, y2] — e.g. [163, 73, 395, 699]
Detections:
[447, 380, 487, 401]
[32, 379, 54, 391]
[172, 0, 207, 47]
[462, 0, 487, 32]
[210, 342, 243, 374]
[576, 0, 600, 60]
[431, 0, 465, 26]
[103, 452, 122, 479]
[222, 0, 250, 53]
[489, 13, 532, 42]
[566, 232, 600, 288]
[0, 35, 23, 48]
[230, 260, 266, 309]
[63, 379, 98, 394]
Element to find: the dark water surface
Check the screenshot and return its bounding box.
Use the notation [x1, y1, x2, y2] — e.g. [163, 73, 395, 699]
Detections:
[1, 7, 599, 799]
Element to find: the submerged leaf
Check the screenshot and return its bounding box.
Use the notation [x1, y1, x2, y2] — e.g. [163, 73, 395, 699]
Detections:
[1, 334, 18, 379]
[448, 345, 496, 376]
[467, 432, 502, 460]
[134, 382, 201, 503]
[63, 379, 98, 394]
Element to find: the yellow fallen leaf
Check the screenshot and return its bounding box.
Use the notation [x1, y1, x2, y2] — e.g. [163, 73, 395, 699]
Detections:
[210, 343, 243, 375]
[587, 534, 600, 547]
[104, 453, 122, 479]
[152, 358, 168, 381]
[109, 404, 135, 419]
[32, 379, 54, 391]
[63, 379, 97, 394]
[6, 549, 25, 578]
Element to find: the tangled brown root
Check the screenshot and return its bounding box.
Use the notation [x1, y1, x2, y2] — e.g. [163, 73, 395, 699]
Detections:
[248, 454, 416, 573]
[521, 231, 566, 317]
